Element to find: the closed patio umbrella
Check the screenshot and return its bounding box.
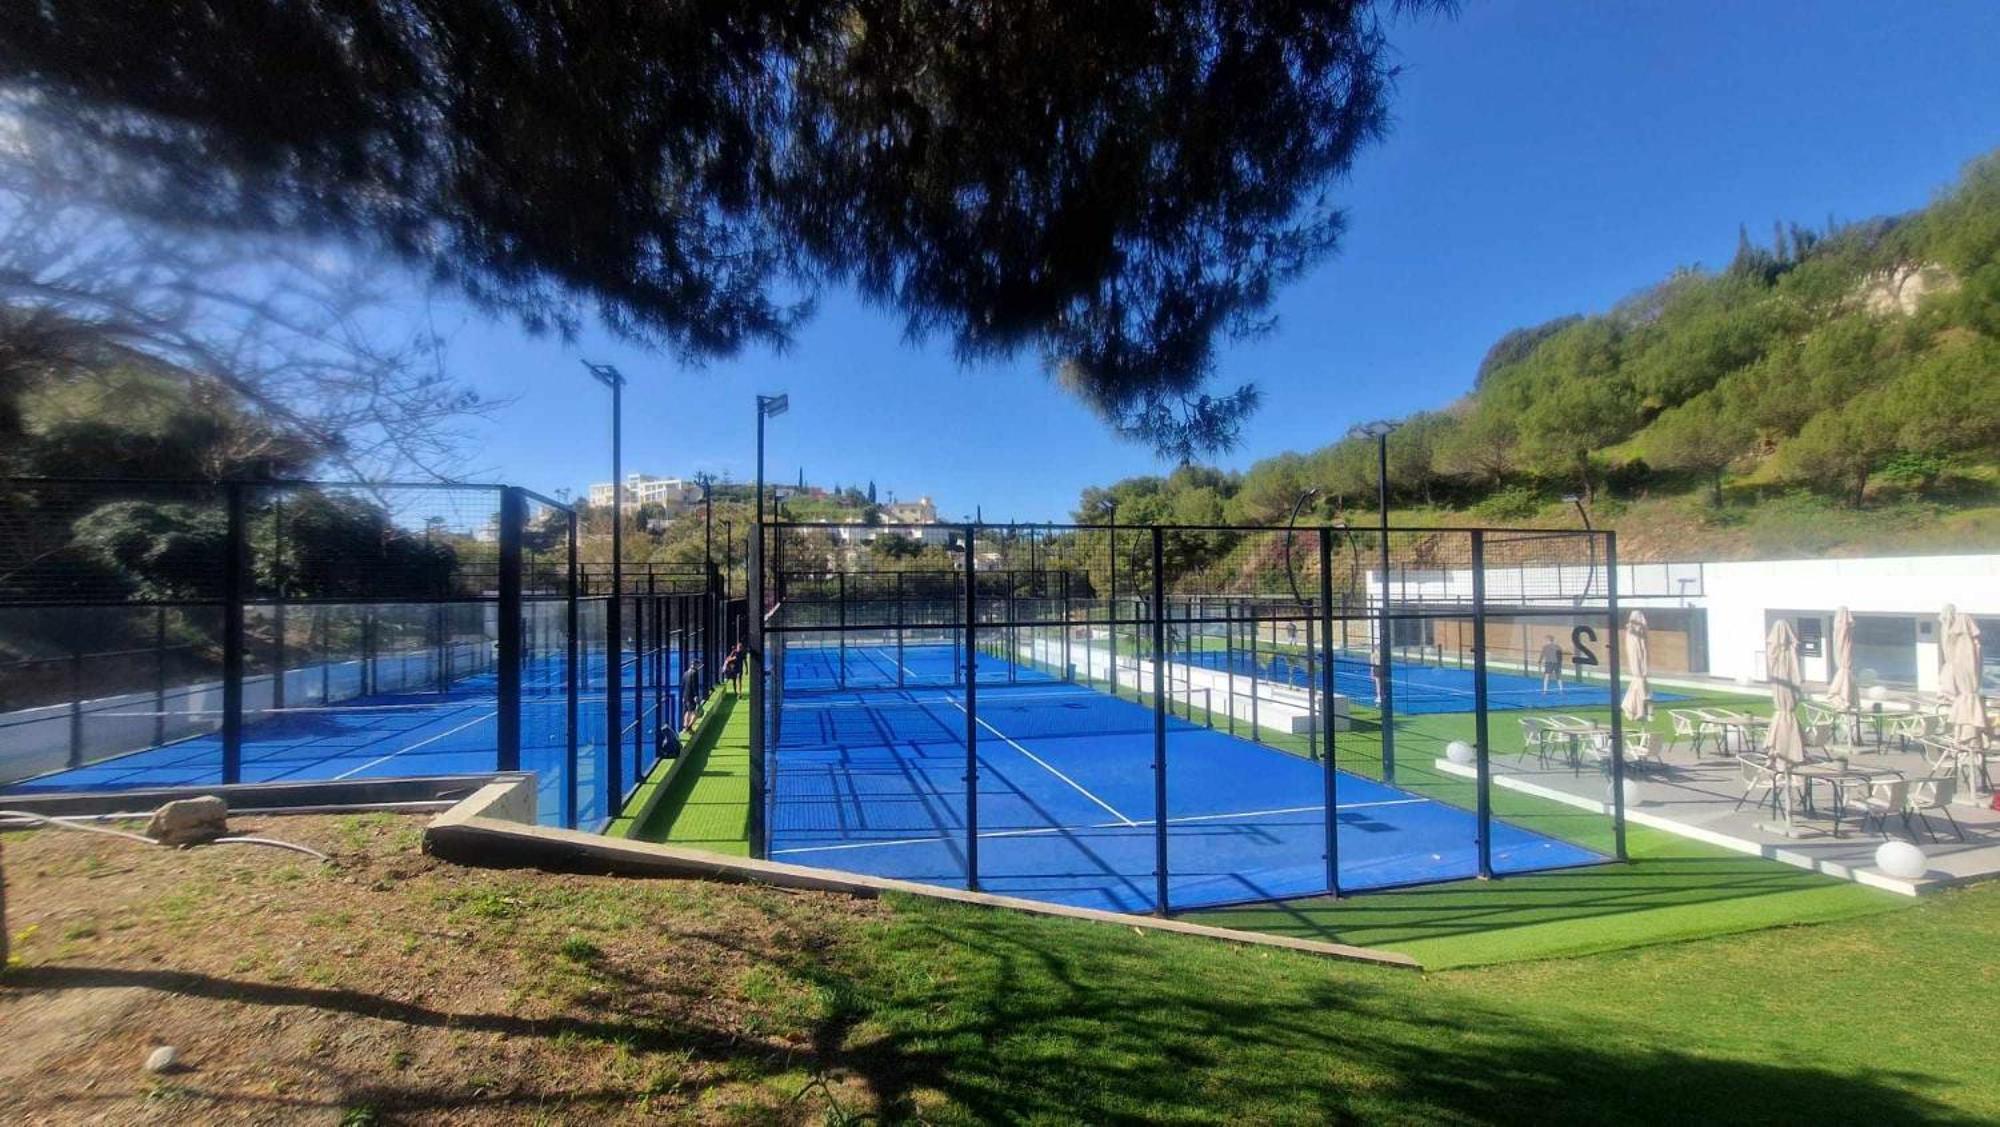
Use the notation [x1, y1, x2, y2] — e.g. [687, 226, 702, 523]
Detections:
[1825, 606, 1856, 712]
[1621, 610, 1651, 722]
[1765, 619, 1805, 766]
[1942, 608, 1989, 749]
[1937, 604, 1962, 708]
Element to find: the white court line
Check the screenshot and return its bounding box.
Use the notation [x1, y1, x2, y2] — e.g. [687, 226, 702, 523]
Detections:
[781, 687, 1100, 712]
[771, 797, 1428, 856]
[942, 693, 1137, 826]
[334, 710, 496, 779]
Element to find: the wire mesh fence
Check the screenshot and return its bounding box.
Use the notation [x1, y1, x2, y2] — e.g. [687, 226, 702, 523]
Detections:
[751, 521, 1629, 914]
[0, 478, 736, 831]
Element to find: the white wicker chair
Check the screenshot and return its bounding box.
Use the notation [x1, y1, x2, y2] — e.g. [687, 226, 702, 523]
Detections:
[1668, 709, 1707, 757]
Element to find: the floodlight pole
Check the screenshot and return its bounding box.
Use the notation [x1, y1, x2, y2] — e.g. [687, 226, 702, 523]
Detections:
[1350, 419, 1400, 782]
[698, 471, 715, 691]
[721, 519, 734, 601]
[584, 361, 627, 800]
[1564, 492, 1598, 604]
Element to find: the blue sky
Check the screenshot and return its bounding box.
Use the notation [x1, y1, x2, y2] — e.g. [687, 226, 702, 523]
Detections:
[444, 0, 2000, 520]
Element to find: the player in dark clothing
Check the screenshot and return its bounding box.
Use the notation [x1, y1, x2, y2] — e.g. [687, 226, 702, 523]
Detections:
[680, 659, 704, 730]
[722, 643, 744, 691]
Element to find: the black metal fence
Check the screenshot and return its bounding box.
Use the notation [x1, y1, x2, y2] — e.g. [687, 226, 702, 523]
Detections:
[0, 478, 736, 829]
[750, 521, 1633, 914]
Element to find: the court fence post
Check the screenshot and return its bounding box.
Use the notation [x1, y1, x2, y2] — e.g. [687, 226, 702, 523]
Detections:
[1061, 570, 1071, 680]
[1151, 526, 1169, 915]
[67, 637, 83, 769]
[497, 487, 523, 772]
[1470, 529, 1493, 879]
[565, 507, 579, 829]
[154, 605, 168, 748]
[1249, 597, 1260, 738]
[272, 495, 286, 710]
[1305, 595, 1318, 761]
[1607, 530, 1628, 862]
[1379, 528, 1397, 783]
[963, 526, 980, 891]
[221, 482, 245, 786]
[1107, 524, 1118, 697]
[1319, 528, 1340, 896]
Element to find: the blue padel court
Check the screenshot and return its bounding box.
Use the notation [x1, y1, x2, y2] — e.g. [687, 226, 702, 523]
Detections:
[1173, 646, 1686, 715]
[1, 651, 676, 830]
[768, 643, 1603, 913]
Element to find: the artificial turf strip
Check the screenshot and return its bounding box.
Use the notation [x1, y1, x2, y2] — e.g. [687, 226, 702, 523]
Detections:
[628, 690, 751, 855]
[603, 691, 733, 839]
[1191, 825, 1903, 968]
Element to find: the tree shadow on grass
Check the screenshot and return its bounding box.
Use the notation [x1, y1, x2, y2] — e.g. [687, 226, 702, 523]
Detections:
[3, 905, 1970, 1124]
[1190, 849, 1894, 955]
[802, 917, 1978, 1125]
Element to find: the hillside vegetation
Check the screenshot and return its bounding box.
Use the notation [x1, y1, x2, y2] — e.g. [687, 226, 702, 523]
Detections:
[1078, 151, 2000, 560]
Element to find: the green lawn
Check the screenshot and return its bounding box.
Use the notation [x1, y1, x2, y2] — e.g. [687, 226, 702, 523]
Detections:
[815, 877, 1999, 1123]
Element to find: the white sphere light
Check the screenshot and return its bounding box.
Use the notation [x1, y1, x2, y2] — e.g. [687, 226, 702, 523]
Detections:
[1866, 684, 1890, 702]
[1859, 667, 1880, 686]
[1445, 740, 1477, 765]
[1875, 840, 1927, 880]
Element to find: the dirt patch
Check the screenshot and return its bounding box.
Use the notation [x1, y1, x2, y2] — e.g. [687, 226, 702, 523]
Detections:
[1, 813, 893, 1124]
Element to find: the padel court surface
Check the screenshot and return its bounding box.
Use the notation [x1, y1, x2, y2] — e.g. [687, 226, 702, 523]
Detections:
[2, 652, 675, 830]
[767, 643, 1602, 913]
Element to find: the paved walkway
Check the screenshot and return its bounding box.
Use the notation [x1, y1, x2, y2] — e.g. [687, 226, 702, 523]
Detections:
[1437, 733, 1997, 893]
[630, 692, 750, 855]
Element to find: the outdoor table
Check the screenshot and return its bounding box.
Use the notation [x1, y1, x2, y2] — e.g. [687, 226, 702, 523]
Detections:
[1707, 712, 1768, 753]
[1858, 698, 1920, 748]
[1543, 717, 1604, 774]
[1787, 761, 1905, 838]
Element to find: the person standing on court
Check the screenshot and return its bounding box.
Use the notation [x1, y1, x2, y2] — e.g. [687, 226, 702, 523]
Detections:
[1539, 635, 1565, 693]
[680, 658, 704, 731]
[722, 642, 744, 692]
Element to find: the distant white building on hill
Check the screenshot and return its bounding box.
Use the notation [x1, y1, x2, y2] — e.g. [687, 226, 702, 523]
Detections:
[882, 495, 939, 525]
[586, 474, 702, 516]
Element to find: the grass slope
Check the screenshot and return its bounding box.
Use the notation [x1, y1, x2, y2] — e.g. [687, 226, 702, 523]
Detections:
[4, 817, 1991, 1123]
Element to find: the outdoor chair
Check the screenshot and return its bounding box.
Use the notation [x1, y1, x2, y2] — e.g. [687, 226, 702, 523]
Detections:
[1802, 703, 1860, 753]
[1918, 736, 1994, 801]
[1905, 769, 1965, 843]
[1616, 731, 1664, 775]
[1886, 711, 1934, 751]
[1518, 716, 1557, 769]
[1588, 729, 1659, 775]
[1669, 709, 1721, 759]
[1733, 752, 1789, 814]
[1855, 778, 1910, 840]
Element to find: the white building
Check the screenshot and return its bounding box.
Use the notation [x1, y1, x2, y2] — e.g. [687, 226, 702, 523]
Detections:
[882, 496, 939, 525]
[586, 474, 703, 516]
[1371, 551, 1999, 693]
